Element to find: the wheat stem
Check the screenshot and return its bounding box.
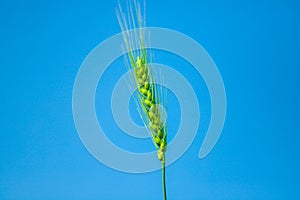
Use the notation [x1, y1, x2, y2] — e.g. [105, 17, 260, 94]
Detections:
[162, 158, 167, 200]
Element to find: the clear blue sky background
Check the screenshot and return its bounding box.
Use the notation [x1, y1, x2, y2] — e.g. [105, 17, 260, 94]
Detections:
[1, 0, 300, 199]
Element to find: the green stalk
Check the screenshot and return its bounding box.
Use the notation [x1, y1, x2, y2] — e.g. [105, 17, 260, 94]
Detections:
[162, 159, 167, 200]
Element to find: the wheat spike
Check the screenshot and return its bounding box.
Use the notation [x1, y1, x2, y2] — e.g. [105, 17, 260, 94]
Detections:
[116, 0, 167, 162]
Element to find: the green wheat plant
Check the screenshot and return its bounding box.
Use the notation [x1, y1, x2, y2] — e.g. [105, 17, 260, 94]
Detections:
[116, 1, 168, 199]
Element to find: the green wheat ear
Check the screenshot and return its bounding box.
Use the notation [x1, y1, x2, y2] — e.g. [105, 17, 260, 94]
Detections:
[116, 1, 168, 199]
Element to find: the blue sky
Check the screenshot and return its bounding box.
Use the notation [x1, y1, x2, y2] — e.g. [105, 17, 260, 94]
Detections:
[1, 0, 300, 199]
